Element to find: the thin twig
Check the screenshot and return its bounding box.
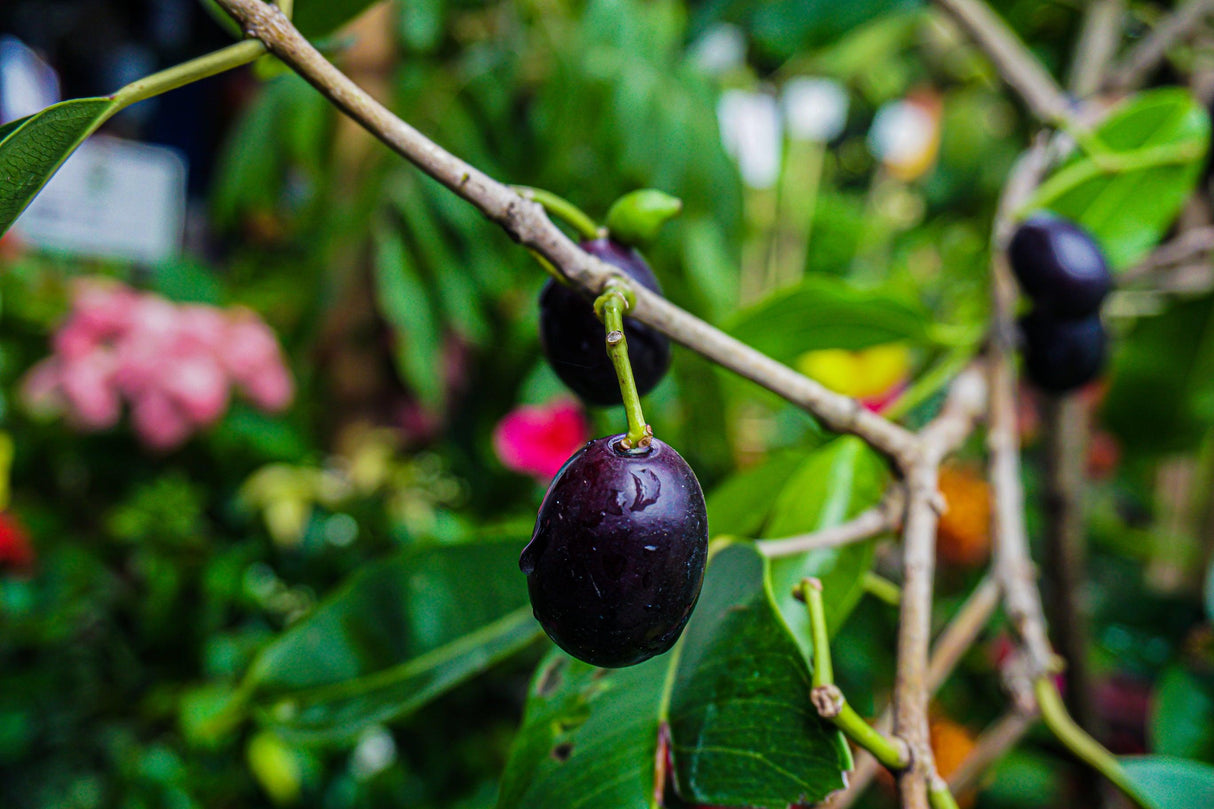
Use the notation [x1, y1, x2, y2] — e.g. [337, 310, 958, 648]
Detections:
[989, 148, 1058, 685]
[948, 708, 1037, 797]
[893, 462, 946, 809]
[1068, 0, 1125, 98]
[890, 363, 989, 808]
[212, 0, 921, 466]
[757, 489, 903, 558]
[932, 0, 1074, 123]
[1105, 0, 1214, 93]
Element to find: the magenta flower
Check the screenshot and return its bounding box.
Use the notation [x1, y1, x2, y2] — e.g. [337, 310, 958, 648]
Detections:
[493, 400, 590, 481]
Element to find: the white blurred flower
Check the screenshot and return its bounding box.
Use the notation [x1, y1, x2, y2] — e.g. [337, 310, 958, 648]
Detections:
[867, 93, 942, 181]
[782, 77, 849, 143]
[690, 24, 746, 76]
[351, 726, 397, 781]
[718, 89, 782, 189]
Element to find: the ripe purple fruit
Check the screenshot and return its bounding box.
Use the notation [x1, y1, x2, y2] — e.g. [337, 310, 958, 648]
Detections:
[1019, 310, 1106, 394]
[1008, 215, 1112, 318]
[520, 435, 708, 668]
[538, 239, 671, 406]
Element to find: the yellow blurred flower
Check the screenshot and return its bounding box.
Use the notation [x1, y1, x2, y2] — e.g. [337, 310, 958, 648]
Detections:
[795, 343, 911, 409]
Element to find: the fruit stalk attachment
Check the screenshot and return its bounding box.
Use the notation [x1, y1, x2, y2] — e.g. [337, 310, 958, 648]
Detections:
[797, 579, 912, 771]
[595, 283, 651, 451]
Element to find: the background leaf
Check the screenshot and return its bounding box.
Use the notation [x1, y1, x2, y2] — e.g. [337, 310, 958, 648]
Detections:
[372, 226, 444, 410]
[293, 0, 381, 39]
[1027, 89, 1210, 270]
[1121, 756, 1214, 809]
[1102, 293, 1214, 455]
[691, 0, 923, 61]
[0, 97, 118, 235]
[245, 538, 539, 744]
[762, 437, 890, 649]
[726, 276, 929, 367]
[1149, 668, 1214, 763]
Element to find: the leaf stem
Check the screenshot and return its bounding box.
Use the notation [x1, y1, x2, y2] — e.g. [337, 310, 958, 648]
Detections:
[513, 186, 601, 242]
[1034, 676, 1151, 808]
[595, 285, 650, 450]
[112, 40, 266, 107]
[863, 571, 903, 607]
[799, 579, 912, 770]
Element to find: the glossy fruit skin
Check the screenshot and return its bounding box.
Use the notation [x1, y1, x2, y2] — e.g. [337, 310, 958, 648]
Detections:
[538, 239, 671, 406]
[1008, 215, 1112, 318]
[1019, 311, 1106, 394]
[520, 435, 708, 668]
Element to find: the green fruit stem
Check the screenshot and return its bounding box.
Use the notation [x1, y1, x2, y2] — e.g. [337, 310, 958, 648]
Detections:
[512, 186, 601, 243]
[799, 579, 912, 772]
[1034, 676, 1151, 808]
[595, 285, 650, 450]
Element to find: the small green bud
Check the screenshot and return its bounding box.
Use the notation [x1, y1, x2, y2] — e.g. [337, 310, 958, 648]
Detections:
[604, 189, 683, 248]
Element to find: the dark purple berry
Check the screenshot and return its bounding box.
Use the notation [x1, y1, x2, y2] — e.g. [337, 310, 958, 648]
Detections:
[538, 239, 671, 407]
[1008, 215, 1112, 318]
[520, 435, 708, 668]
[1019, 310, 1106, 394]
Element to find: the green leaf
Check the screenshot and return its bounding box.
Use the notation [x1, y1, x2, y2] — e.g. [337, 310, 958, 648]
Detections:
[294, 0, 381, 38]
[1026, 89, 1211, 270]
[0, 97, 118, 236]
[1149, 668, 1214, 763]
[1121, 755, 1214, 809]
[762, 437, 890, 651]
[705, 450, 816, 538]
[692, 0, 922, 61]
[1102, 293, 1214, 455]
[372, 226, 444, 409]
[668, 544, 849, 806]
[497, 543, 848, 809]
[246, 539, 540, 744]
[726, 276, 929, 368]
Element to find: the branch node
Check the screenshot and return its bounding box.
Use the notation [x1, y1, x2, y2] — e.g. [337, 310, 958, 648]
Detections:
[812, 684, 844, 718]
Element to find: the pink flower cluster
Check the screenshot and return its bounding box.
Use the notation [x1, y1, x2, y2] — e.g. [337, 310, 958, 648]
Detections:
[22, 280, 294, 450]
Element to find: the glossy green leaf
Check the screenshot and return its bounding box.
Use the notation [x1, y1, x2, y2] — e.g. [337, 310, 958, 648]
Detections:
[1121, 755, 1214, 809]
[497, 544, 848, 809]
[0, 97, 118, 236]
[763, 437, 890, 650]
[245, 539, 540, 744]
[1027, 89, 1210, 270]
[668, 544, 850, 806]
[1149, 668, 1214, 763]
[726, 276, 929, 367]
[372, 226, 444, 409]
[1102, 293, 1214, 455]
[294, 0, 381, 38]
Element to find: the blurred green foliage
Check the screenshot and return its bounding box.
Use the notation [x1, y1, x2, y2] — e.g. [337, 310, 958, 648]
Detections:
[5, 1, 1214, 808]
